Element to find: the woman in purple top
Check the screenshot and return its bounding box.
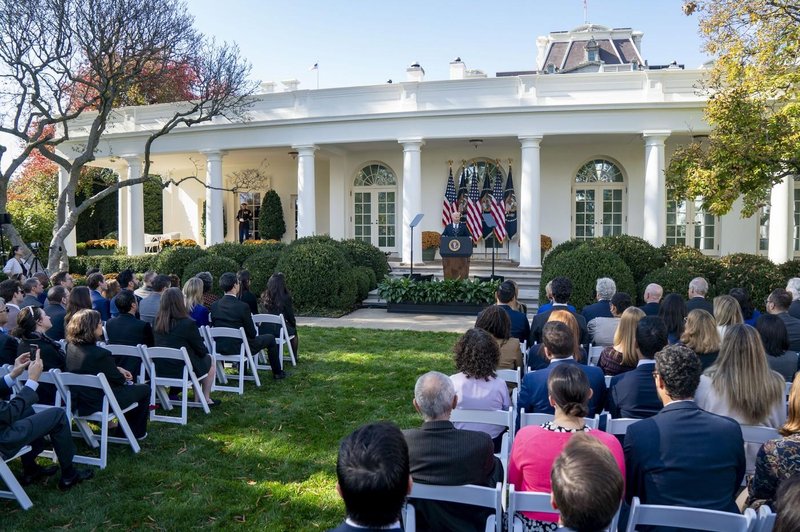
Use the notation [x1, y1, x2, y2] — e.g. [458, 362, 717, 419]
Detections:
[183, 277, 209, 326]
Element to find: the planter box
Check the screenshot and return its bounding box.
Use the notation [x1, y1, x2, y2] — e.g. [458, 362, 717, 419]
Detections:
[86, 249, 115, 256]
[387, 302, 488, 315]
[422, 248, 437, 261]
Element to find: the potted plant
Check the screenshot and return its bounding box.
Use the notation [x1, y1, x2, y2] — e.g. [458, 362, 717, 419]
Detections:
[421, 231, 440, 261]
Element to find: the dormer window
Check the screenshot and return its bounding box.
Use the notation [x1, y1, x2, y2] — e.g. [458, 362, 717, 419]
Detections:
[586, 37, 599, 62]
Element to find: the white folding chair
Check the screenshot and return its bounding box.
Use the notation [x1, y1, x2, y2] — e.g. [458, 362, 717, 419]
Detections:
[205, 326, 261, 393]
[252, 313, 296, 368]
[519, 409, 601, 430]
[605, 375, 613, 388]
[754, 504, 776, 532]
[449, 407, 514, 483]
[104, 344, 149, 384]
[604, 417, 641, 436]
[587, 345, 604, 366]
[404, 482, 502, 532]
[741, 425, 781, 480]
[0, 445, 34, 510]
[101, 325, 109, 343]
[141, 346, 210, 425]
[625, 496, 756, 532]
[507, 485, 556, 532]
[54, 371, 140, 469]
[497, 368, 521, 389]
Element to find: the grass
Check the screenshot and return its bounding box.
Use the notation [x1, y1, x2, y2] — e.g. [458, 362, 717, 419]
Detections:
[5, 327, 459, 530]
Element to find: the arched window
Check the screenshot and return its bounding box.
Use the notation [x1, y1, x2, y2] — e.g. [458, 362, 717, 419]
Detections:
[354, 163, 396, 187]
[575, 159, 625, 183]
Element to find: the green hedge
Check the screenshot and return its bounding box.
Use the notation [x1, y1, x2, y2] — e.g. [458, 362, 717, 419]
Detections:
[639, 265, 701, 300]
[716, 253, 783, 311]
[183, 255, 240, 292]
[242, 249, 283, 297]
[591, 235, 666, 293]
[68, 254, 157, 275]
[340, 239, 389, 285]
[542, 239, 586, 272]
[206, 242, 258, 267]
[353, 267, 372, 301]
[778, 259, 800, 281]
[378, 277, 500, 304]
[152, 246, 207, 280]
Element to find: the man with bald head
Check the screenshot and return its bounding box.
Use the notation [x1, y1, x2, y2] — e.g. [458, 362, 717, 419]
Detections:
[404, 371, 502, 531]
[639, 283, 663, 316]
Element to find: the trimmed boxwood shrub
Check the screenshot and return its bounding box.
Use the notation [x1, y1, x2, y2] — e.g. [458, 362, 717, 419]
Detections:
[715, 253, 782, 311]
[340, 238, 390, 282]
[68, 255, 157, 275]
[540, 245, 636, 310]
[206, 242, 255, 267]
[778, 259, 800, 281]
[662, 244, 704, 262]
[152, 246, 206, 280]
[276, 239, 358, 312]
[353, 266, 372, 301]
[242, 249, 283, 297]
[542, 239, 586, 271]
[591, 235, 666, 292]
[183, 255, 240, 292]
[670, 255, 724, 287]
[639, 266, 701, 300]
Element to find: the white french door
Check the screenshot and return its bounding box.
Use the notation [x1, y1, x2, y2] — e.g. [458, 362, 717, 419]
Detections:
[353, 187, 397, 251]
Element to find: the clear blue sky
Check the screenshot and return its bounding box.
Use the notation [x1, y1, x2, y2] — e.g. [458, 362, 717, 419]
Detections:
[188, 0, 709, 89]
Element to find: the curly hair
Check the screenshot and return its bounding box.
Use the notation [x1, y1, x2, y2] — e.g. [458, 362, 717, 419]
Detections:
[453, 328, 499, 380]
[654, 344, 702, 400]
[475, 305, 511, 340]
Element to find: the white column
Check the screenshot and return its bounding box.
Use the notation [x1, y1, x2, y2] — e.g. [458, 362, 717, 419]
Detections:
[643, 131, 670, 246]
[328, 155, 347, 240]
[768, 175, 794, 264]
[399, 138, 424, 265]
[294, 145, 318, 238]
[122, 155, 144, 255]
[117, 173, 129, 250]
[57, 167, 76, 256]
[203, 150, 225, 246]
[519, 136, 543, 268]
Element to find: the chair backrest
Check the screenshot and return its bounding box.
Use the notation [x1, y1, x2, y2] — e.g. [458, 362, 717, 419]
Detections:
[507, 484, 556, 520]
[252, 313, 282, 327]
[405, 482, 502, 532]
[496, 368, 521, 387]
[625, 497, 756, 532]
[605, 417, 640, 436]
[740, 425, 780, 446]
[588, 345, 604, 366]
[104, 344, 142, 359]
[55, 371, 115, 415]
[755, 505, 776, 532]
[143, 346, 192, 366]
[519, 409, 601, 430]
[605, 375, 612, 388]
[205, 326, 247, 341]
[449, 408, 514, 432]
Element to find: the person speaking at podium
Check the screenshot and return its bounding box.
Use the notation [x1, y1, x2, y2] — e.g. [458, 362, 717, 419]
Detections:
[443, 210, 469, 237]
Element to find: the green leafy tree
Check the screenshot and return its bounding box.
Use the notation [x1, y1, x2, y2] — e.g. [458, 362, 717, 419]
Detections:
[259, 190, 286, 241]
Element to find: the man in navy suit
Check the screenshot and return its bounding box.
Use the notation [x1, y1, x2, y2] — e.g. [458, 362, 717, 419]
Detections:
[536, 280, 576, 315]
[328, 422, 408, 532]
[607, 316, 667, 419]
[767, 288, 800, 352]
[624, 344, 744, 516]
[519, 321, 606, 416]
[581, 277, 616, 323]
[686, 277, 714, 315]
[442, 210, 469, 237]
[638, 283, 662, 316]
[529, 276, 588, 346]
[87, 272, 110, 321]
[496, 281, 530, 344]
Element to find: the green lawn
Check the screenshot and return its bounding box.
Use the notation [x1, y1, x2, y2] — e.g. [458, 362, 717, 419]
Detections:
[5, 327, 459, 530]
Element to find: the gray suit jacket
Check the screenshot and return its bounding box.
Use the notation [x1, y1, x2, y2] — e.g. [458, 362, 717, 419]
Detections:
[138, 292, 162, 326]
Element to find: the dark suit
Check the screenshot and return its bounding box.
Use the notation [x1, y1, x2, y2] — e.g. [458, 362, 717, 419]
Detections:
[211, 294, 282, 375]
[44, 303, 67, 341]
[686, 297, 713, 315]
[0, 331, 19, 365]
[624, 401, 744, 515]
[18, 333, 65, 406]
[328, 522, 402, 532]
[777, 312, 800, 352]
[790, 300, 800, 320]
[105, 313, 155, 375]
[581, 299, 613, 323]
[442, 223, 469, 238]
[91, 289, 110, 322]
[529, 304, 589, 346]
[21, 295, 42, 308]
[639, 302, 660, 316]
[518, 358, 606, 417]
[153, 317, 213, 378]
[404, 420, 502, 532]
[64, 343, 150, 438]
[498, 304, 530, 345]
[606, 362, 662, 419]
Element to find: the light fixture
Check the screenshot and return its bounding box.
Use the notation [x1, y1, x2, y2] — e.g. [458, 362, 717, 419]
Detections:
[469, 139, 483, 149]
[288, 150, 298, 160]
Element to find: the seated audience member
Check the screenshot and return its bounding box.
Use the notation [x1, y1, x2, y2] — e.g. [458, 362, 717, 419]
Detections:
[550, 433, 624, 532]
[747, 378, 800, 511]
[153, 288, 218, 407]
[0, 298, 19, 364]
[134, 270, 156, 301]
[588, 291, 631, 347]
[110, 269, 137, 318]
[607, 316, 668, 419]
[639, 283, 663, 316]
[506, 279, 528, 315]
[212, 272, 286, 379]
[774, 473, 800, 532]
[50, 271, 74, 291]
[403, 371, 503, 532]
[103, 279, 120, 307]
[64, 285, 92, 327]
[105, 290, 154, 375]
[536, 280, 575, 316]
[679, 309, 721, 370]
[509, 365, 624, 532]
[530, 276, 587, 346]
[168, 274, 181, 295]
[197, 271, 218, 309]
[0, 351, 93, 490]
[138, 274, 171, 326]
[474, 305, 521, 372]
[786, 278, 800, 320]
[598, 306, 645, 377]
[0, 278, 24, 328]
[329, 422, 409, 532]
[730, 287, 761, 327]
[495, 281, 530, 345]
[86, 272, 110, 322]
[183, 278, 209, 326]
[44, 286, 68, 341]
[767, 288, 800, 352]
[33, 272, 49, 306]
[21, 278, 43, 308]
[237, 270, 258, 315]
[714, 294, 743, 342]
[258, 272, 298, 359]
[581, 277, 616, 323]
[13, 306, 65, 406]
[519, 322, 606, 417]
[624, 344, 744, 516]
[686, 276, 714, 315]
[696, 324, 786, 470]
[756, 314, 799, 382]
[527, 310, 588, 371]
[64, 309, 150, 440]
[450, 328, 510, 451]
[659, 293, 686, 344]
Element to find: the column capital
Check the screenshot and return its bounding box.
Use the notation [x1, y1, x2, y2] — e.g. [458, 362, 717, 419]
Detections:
[398, 138, 425, 150]
[292, 144, 318, 156]
[120, 154, 143, 169]
[200, 150, 227, 162]
[642, 130, 671, 145]
[518, 135, 543, 148]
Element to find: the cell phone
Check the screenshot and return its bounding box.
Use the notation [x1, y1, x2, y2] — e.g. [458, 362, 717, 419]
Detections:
[30, 344, 40, 358]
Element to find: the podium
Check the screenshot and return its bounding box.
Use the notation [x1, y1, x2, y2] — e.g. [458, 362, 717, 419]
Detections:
[440, 237, 473, 280]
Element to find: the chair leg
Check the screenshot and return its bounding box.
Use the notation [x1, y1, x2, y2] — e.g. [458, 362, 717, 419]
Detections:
[246, 353, 261, 387]
[0, 459, 32, 510]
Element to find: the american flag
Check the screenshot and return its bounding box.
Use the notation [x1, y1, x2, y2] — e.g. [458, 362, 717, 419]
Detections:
[490, 165, 507, 242]
[466, 166, 483, 242]
[441, 167, 457, 227]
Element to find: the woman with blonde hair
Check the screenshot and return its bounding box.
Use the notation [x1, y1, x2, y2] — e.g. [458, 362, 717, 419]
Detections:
[598, 306, 645, 376]
[714, 294, 743, 341]
[527, 310, 587, 370]
[680, 309, 721, 370]
[696, 324, 786, 469]
[182, 277, 209, 326]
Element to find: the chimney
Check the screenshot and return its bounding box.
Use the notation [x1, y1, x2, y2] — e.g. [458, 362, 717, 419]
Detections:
[260, 81, 276, 94]
[450, 57, 466, 80]
[406, 62, 425, 82]
[281, 79, 300, 92]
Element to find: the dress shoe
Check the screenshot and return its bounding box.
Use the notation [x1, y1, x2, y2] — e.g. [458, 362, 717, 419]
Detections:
[58, 468, 94, 491]
[21, 464, 59, 486]
[273, 371, 288, 380]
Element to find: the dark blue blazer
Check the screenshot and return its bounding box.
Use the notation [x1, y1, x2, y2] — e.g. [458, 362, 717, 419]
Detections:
[581, 299, 613, 323]
[638, 302, 660, 316]
[529, 305, 589, 346]
[328, 522, 402, 532]
[518, 359, 606, 416]
[606, 362, 662, 419]
[536, 302, 576, 315]
[686, 297, 714, 316]
[442, 223, 469, 237]
[91, 289, 111, 322]
[499, 304, 530, 345]
[624, 401, 744, 513]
